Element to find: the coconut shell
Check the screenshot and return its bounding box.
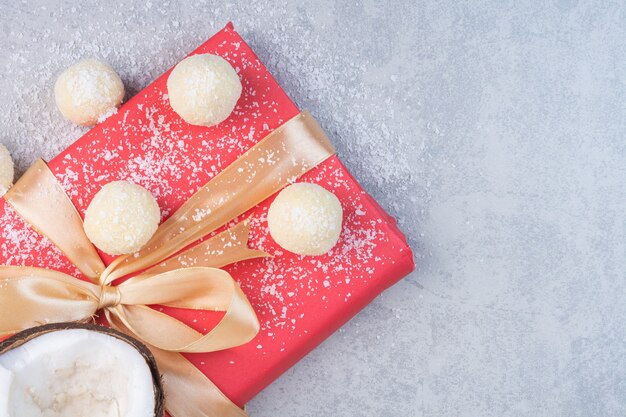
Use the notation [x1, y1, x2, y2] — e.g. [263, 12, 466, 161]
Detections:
[0, 322, 165, 417]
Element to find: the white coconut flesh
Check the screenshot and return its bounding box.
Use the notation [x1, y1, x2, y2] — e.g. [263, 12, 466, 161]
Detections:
[0, 329, 156, 417]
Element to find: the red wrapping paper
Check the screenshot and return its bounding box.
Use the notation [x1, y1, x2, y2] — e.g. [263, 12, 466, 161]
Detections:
[0, 23, 414, 406]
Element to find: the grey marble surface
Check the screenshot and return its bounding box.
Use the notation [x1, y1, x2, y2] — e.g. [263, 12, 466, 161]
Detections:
[1, 1, 626, 416]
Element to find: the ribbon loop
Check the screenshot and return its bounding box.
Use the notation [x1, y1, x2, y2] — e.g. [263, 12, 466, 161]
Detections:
[109, 268, 260, 353]
[0, 267, 100, 335]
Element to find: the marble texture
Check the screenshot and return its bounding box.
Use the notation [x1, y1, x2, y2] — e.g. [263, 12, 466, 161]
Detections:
[1, 1, 625, 416]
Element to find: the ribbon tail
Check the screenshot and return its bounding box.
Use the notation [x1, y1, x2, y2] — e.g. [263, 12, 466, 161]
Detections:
[4, 159, 105, 281]
[152, 349, 249, 417]
[136, 219, 271, 279]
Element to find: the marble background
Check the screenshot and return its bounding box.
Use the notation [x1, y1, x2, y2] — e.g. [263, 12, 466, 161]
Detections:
[1, 1, 625, 416]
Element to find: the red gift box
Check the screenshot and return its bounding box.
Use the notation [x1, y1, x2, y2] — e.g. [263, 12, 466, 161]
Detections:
[0, 23, 414, 406]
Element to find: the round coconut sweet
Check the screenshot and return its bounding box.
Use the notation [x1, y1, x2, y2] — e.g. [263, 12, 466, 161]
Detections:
[84, 181, 161, 255]
[0, 323, 164, 417]
[167, 54, 242, 126]
[267, 183, 343, 256]
[54, 59, 125, 126]
[0, 144, 14, 196]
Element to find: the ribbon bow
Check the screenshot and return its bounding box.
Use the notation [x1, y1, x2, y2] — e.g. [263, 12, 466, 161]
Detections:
[0, 111, 335, 417]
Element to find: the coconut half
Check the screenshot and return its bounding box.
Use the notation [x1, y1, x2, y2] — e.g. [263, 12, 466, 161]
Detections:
[0, 323, 164, 417]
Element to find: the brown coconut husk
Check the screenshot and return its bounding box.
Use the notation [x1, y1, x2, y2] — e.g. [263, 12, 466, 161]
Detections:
[0, 322, 165, 417]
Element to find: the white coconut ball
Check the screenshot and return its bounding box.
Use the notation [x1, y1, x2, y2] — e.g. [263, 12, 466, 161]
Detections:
[0, 144, 14, 196]
[84, 181, 160, 255]
[167, 54, 242, 126]
[55, 59, 125, 126]
[267, 183, 343, 256]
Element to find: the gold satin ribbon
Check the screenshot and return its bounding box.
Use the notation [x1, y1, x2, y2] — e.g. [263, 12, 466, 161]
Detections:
[0, 111, 335, 417]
